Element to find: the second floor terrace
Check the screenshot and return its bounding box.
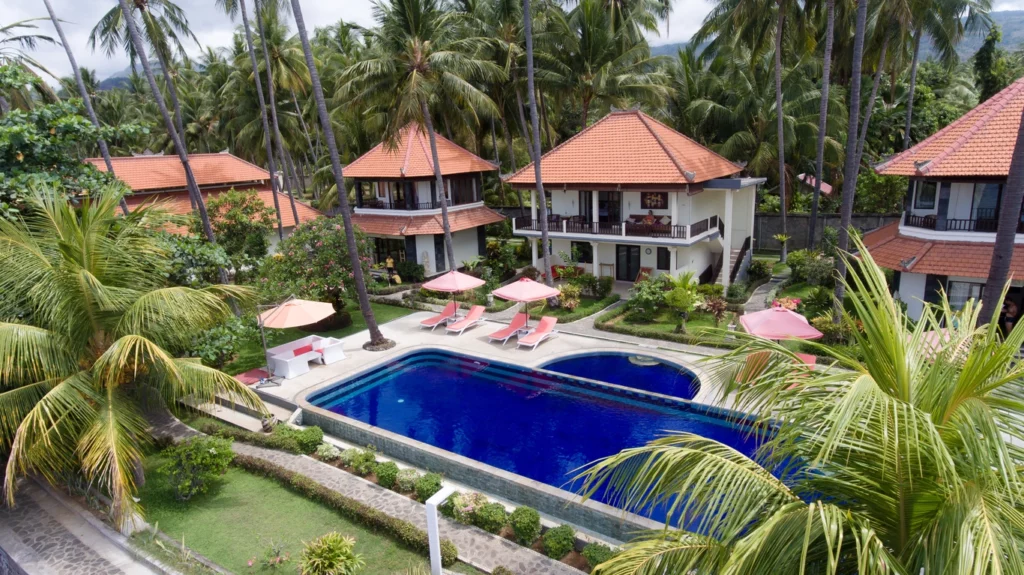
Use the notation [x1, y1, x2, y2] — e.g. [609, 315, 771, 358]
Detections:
[901, 179, 1024, 239]
[352, 175, 483, 213]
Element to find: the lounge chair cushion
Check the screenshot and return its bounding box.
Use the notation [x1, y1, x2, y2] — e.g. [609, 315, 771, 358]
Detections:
[293, 344, 314, 357]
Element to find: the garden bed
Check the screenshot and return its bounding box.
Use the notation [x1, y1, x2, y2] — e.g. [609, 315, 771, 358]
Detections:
[527, 295, 620, 323]
[594, 307, 743, 349]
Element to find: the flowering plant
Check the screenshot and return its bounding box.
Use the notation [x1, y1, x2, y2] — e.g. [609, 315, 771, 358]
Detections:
[772, 297, 801, 311]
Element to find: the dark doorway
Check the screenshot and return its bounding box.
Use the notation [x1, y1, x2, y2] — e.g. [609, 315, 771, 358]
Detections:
[616, 244, 641, 281]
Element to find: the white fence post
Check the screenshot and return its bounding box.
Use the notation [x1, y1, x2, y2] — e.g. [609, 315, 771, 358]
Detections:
[426, 486, 457, 575]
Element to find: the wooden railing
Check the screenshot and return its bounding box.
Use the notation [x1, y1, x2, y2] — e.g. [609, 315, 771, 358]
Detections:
[358, 198, 455, 210]
[512, 215, 722, 240]
[731, 236, 751, 285]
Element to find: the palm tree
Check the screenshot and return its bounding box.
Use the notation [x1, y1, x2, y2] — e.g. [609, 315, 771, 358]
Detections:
[41, 0, 130, 217]
[0, 18, 59, 112]
[576, 239, 1024, 573]
[773, 0, 789, 262]
[806, 0, 834, 249]
[288, 0, 391, 348]
[339, 0, 503, 271]
[833, 0, 869, 317]
[524, 0, 553, 286]
[217, 0, 286, 240]
[979, 106, 1024, 324]
[0, 188, 263, 527]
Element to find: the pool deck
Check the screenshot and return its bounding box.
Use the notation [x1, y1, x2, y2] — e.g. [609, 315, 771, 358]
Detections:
[258, 311, 727, 409]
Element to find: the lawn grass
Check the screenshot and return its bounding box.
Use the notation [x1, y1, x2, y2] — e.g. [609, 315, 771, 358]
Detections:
[754, 255, 788, 275]
[139, 454, 482, 575]
[224, 300, 413, 375]
[620, 309, 734, 334]
[778, 282, 818, 301]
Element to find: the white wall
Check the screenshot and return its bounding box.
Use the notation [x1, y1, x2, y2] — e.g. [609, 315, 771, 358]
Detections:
[678, 243, 713, 277]
[730, 187, 756, 249]
[947, 182, 974, 220]
[690, 191, 724, 222]
[549, 189, 577, 217]
[414, 234, 437, 275]
[897, 272, 927, 320]
[452, 228, 482, 269]
[620, 191, 671, 221]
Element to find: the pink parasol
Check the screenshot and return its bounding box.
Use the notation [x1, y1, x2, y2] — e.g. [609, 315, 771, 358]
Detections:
[740, 306, 823, 341]
[492, 278, 561, 326]
[422, 270, 486, 293]
[259, 298, 336, 328]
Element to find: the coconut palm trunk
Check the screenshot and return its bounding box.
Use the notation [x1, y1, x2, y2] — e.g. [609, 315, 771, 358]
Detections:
[514, 81, 535, 162]
[902, 28, 922, 150]
[42, 0, 130, 216]
[524, 0, 553, 286]
[490, 117, 507, 207]
[292, 88, 319, 164]
[237, 0, 285, 240]
[856, 35, 888, 165]
[979, 110, 1024, 324]
[807, 0, 834, 250]
[254, 0, 301, 228]
[501, 114, 526, 216]
[833, 0, 870, 320]
[288, 0, 389, 347]
[774, 4, 788, 262]
[419, 97, 457, 270]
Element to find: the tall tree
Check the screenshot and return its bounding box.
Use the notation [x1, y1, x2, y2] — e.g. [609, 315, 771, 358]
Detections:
[0, 19, 59, 112]
[979, 107, 1024, 325]
[807, 0, 834, 249]
[339, 0, 503, 271]
[524, 0, 553, 286]
[216, 0, 285, 240]
[42, 0, 130, 217]
[833, 0, 869, 317]
[973, 25, 1009, 103]
[773, 1, 789, 262]
[856, 34, 889, 165]
[288, 0, 390, 347]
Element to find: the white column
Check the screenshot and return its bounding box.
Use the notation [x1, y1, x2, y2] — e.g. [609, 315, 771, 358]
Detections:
[670, 246, 678, 274]
[722, 190, 734, 288]
[530, 238, 539, 266]
[591, 241, 600, 277]
[670, 192, 679, 227]
[531, 190, 537, 220]
[592, 192, 599, 226]
[426, 486, 457, 575]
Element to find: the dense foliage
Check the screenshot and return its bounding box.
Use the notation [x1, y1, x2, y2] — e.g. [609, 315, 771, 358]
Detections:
[160, 436, 235, 501]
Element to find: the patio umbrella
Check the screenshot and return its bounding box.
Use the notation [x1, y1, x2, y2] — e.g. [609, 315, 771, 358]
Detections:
[492, 278, 561, 326]
[422, 270, 485, 308]
[257, 298, 337, 384]
[739, 306, 823, 341]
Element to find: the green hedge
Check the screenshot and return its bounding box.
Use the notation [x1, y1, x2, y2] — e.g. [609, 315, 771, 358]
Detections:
[368, 282, 422, 295]
[197, 422, 304, 454]
[527, 294, 620, 323]
[232, 454, 459, 567]
[593, 308, 743, 351]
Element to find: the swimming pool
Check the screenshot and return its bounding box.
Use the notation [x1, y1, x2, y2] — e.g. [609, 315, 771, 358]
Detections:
[540, 351, 699, 399]
[307, 349, 758, 527]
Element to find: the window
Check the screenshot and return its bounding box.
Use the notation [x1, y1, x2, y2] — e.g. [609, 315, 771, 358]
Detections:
[373, 238, 406, 265]
[657, 247, 671, 271]
[449, 177, 476, 205]
[947, 281, 984, 310]
[571, 241, 593, 264]
[972, 182, 1001, 220]
[915, 181, 937, 209]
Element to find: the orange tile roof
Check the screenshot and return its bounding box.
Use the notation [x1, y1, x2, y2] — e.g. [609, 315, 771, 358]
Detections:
[344, 123, 497, 179]
[351, 206, 504, 236]
[86, 153, 271, 191]
[875, 77, 1024, 178]
[125, 187, 321, 234]
[504, 110, 741, 187]
[861, 222, 1024, 279]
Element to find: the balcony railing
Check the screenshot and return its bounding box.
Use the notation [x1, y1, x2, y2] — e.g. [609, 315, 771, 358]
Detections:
[512, 215, 721, 240]
[358, 198, 455, 211]
[903, 210, 1024, 233]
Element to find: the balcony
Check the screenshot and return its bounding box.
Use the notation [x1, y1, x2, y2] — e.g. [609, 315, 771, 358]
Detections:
[358, 198, 454, 211]
[513, 214, 722, 241]
[903, 210, 1024, 233]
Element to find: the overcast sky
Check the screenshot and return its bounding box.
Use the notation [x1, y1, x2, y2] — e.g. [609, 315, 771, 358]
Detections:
[9, 0, 1024, 83]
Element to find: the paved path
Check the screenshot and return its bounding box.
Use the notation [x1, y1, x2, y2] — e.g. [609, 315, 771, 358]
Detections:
[0, 482, 157, 575]
[150, 411, 580, 575]
[744, 271, 791, 313]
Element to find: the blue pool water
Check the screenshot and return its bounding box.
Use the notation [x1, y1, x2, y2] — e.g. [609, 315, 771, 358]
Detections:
[541, 352, 699, 399]
[308, 350, 759, 524]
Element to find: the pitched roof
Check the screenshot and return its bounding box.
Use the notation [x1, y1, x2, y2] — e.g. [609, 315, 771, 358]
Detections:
[861, 222, 1024, 279]
[796, 173, 832, 195]
[87, 153, 271, 192]
[344, 123, 497, 179]
[351, 206, 504, 236]
[875, 77, 1024, 178]
[504, 110, 741, 187]
[125, 187, 321, 234]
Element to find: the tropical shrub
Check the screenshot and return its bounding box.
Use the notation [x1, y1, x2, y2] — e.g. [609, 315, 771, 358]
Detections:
[374, 461, 400, 489]
[575, 273, 599, 297]
[821, 226, 840, 258]
[395, 469, 421, 493]
[810, 311, 854, 344]
[448, 492, 488, 524]
[804, 255, 836, 286]
[696, 284, 725, 298]
[558, 283, 582, 310]
[395, 261, 425, 283]
[339, 448, 361, 467]
[521, 265, 541, 280]
[626, 278, 665, 322]
[799, 286, 835, 318]
[299, 532, 364, 575]
[491, 567, 515, 575]
[193, 188, 275, 259]
[197, 421, 303, 453]
[473, 502, 508, 534]
[581, 542, 615, 568]
[160, 436, 235, 501]
[315, 443, 341, 462]
[508, 506, 541, 545]
[163, 233, 232, 288]
[785, 249, 818, 282]
[542, 525, 576, 559]
[747, 259, 772, 281]
[272, 426, 324, 454]
[190, 315, 258, 368]
[700, 296, 730, 327]
[415, 473, 443, 502]
[727, 281, 748, 299]
[485, 242, 518, 278]
[338, 447, 377, 476]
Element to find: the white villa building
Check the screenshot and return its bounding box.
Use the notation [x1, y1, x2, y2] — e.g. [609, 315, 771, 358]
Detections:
[505, 110, 763, 286]
[866, 77, 1024, 320]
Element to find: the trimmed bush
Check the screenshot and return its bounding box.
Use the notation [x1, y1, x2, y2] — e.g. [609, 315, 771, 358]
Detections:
[582, 542, 616, 568]
[315, 443, 341, 462]
[348, 448, 377, 477]
[508, 506, 541, 545]
[299, 532, 364, 575]
[542, 525, 576, 559]
[395, 469, 420, 493]
[159, 436, 234, 501]
[726, 281, 748, 299]
[448, 492, 487, 524]
[695, 284, 724, 298]
[395, 261, 426, 283]
[197, 421, 302, 454]
[415, 472, 443, 502]
[375, 461, 399, 489]
[492, 567, 516, 575]
[474, 502, 508, 534]
[339, 448, 361, 467]
[804, 256, 836, 286]
[232, 455, 459, 567]
[747, 259, 772, 281]
[272, 425, 323, 454]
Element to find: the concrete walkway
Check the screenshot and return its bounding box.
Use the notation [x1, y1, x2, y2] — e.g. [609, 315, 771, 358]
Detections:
[744, 271, 791, 313]
[0, 482, 157, 575]
[149, 411, 580, 575]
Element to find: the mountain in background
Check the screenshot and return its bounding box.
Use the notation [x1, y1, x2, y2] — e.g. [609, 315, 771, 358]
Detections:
[98, 60, 163, 90]
[650, 10, 1024, 61]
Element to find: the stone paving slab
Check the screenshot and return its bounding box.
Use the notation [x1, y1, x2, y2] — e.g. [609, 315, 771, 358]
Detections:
[150, 411, 581, 575]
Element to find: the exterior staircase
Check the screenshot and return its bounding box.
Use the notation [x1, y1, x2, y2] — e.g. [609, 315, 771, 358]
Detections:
[715, 248, 743, 285]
